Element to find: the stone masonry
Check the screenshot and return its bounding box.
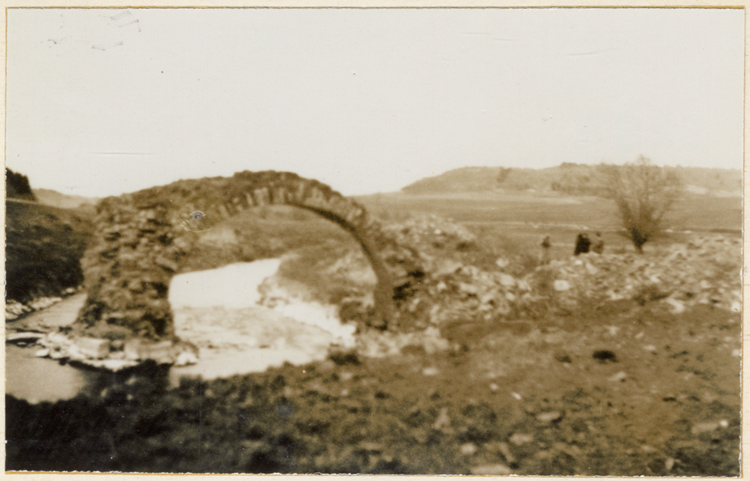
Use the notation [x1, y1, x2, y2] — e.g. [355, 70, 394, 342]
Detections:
[75, 171, 420, 341]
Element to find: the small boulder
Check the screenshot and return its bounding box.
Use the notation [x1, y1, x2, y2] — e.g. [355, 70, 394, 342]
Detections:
[460, 443, 478, 456]
[75, 337, 111, 360]
[536, 411, 563, 423]
[593, 350, 618, 363]
[509, 432, 534, 446]
[691, 421, 721, 435]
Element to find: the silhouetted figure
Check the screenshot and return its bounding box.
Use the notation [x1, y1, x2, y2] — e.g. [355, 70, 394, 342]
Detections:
[540, 235, 551, 265]
[592, 232, 605, 254]
[574, 233, 591, 256]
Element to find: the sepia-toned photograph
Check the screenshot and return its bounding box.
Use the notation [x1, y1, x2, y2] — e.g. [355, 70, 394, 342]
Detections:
[4, 6, 743, 476]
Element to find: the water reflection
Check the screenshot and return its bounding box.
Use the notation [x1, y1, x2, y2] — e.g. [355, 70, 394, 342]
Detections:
[6, 344, 171, 404]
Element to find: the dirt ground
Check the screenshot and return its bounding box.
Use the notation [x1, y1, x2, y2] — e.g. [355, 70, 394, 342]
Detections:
[6, 296, 740, 475]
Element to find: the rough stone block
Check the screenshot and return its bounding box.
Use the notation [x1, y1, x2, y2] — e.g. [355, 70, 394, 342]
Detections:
[155, 256, 179, 272]
[124, 339, 174, 364]
[76, 337, 111, 359]
[139, 340, 175, 364]
[124, 339, 142, 360]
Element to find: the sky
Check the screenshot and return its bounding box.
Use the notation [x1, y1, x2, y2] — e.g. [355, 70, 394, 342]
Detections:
[5, 8, 745, 198]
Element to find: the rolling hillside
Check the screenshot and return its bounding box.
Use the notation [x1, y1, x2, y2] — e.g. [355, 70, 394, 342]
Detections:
[402, 163, 741, 197]
[5, 170, 95, 303]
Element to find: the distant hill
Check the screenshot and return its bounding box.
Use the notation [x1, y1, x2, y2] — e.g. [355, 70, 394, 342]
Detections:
[33, 188, 99, 211]
[402, 163, 742, 197]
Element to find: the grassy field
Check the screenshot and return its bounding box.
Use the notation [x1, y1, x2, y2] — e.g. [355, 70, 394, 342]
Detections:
[356, 191, 741, 262]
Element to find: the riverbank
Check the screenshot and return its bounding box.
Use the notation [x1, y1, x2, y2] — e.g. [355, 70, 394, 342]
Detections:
[7, 299, 740, 475]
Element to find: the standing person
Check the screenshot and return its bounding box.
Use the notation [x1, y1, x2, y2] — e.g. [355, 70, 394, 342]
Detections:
[592, 232, 605, 254]
[574, 233, 591, 256]
[540, 235, 551, 265]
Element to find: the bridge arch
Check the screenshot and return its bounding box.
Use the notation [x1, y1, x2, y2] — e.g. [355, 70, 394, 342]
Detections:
[75, 171, 408, 340]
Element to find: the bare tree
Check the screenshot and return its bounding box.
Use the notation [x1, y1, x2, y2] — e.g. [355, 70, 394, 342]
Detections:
[598, 156, 683, 253]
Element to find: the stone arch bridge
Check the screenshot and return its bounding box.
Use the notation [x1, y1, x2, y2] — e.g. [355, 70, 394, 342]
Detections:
[75, 171, 421, 341]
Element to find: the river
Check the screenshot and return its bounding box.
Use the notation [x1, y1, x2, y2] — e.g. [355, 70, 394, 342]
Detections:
[6, 258, 356, 403]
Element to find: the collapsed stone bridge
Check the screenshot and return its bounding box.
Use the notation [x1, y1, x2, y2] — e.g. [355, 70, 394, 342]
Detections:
[75, 171, 420, 341]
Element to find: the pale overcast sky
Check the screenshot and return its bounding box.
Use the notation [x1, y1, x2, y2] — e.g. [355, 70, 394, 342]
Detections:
[6, 8, 744, 198]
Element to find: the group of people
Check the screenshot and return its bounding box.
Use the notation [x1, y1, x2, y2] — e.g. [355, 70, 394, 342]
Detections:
[539, 231, 604, 265]
[574, 232, 604, 256]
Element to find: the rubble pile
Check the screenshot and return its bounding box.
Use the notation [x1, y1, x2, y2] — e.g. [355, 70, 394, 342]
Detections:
[380, 215, 478, 255]
[374, 216, 520, 332]
[28, 331, 199, 371]
[381, 216, 740, 337]
[525, 235, 741, 315]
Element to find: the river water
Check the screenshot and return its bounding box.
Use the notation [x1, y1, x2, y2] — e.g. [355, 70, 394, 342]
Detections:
[6, 258, 356, 404]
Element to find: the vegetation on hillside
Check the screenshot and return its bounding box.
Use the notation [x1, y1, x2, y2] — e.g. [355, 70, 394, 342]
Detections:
[5, 170, 94, 303]
[5, 202, 94, 302]
[6, 168, 37, 201]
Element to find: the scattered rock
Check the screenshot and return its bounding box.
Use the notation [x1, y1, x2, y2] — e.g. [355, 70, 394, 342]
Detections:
[34, 348, 49, 358]
[665, 297, 686, 314]
[492, 441, 516, 464]
[593, 350, 618, 363]
[509, 432, 534, 446]
[460, 443, 478, 456]
[691, 422, 721, 435]
[358, 442, 385, 453]
[7, 332, 45, 344]
[79, 359, 139, 371]
[498, 273, 515, 288]
[175, 350, 198, 367]
[553, 280, 571, 292]
[123, 339, 177, 364]
[74, 337, 111, 359]
[536, 411, 563, 423]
